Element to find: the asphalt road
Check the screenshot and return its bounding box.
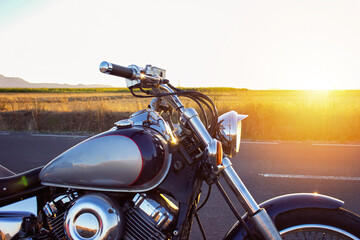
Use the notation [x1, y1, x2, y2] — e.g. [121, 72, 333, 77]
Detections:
[1, 133, 360, 239]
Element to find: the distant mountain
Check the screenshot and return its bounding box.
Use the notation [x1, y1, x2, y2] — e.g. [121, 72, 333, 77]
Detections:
[0, 74, 112, 88]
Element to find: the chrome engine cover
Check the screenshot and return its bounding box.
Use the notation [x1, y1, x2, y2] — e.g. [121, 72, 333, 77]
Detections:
[0, 197, 37, 239]
[123, 193, 178, 240]
[132, 193, 178, 230]
[65, 194, 123, 240]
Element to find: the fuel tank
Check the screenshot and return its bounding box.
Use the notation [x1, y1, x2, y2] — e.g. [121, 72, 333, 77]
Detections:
[40, 126, 171, 192]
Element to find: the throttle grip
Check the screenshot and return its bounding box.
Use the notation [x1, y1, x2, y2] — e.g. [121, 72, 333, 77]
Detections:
[99, 61, 136, 80]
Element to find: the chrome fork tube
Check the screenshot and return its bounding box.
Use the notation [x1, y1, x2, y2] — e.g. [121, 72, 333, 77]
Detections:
[221, 158, 260, 214]
[153, 84, 281, 239]
[153, 84, 185, 113]
[154, 84, 213, 146]
[221, 157, 282, 240]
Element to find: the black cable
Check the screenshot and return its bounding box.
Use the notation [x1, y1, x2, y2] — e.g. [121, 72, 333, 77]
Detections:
[131, 86, 201, 99]
[188, 93, 217, 136]
[186, 95, 208, 129]
[166, 83, 183, 92]
[139, 86, 151, 94]
[171, 86, 217, 119]
[167, 84, 218, 135]
[176, 87, 218, 135]
[196, 184, 212, 211]
[188, 95, 215, 133]
[129, 84, 219, 136]
[129, 87, 154, 98]
[130, 87, 212, 133]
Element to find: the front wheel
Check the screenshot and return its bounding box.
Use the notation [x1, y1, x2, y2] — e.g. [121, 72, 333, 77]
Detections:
[276, 208, 360, 240]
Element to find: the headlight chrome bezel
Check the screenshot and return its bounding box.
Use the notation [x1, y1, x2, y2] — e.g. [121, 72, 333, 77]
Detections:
[217, 111, 248, 158]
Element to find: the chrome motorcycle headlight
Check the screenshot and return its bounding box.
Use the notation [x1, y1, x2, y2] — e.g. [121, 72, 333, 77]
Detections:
[217, 111, 247, 158]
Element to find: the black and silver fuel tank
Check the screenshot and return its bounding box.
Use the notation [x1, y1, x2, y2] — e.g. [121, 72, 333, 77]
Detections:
[39, 124, 171, 192]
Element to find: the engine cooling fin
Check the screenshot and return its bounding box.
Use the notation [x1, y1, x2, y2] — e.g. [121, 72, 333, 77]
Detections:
[47, 211, 66, 239]
[124, 207, 167, 240]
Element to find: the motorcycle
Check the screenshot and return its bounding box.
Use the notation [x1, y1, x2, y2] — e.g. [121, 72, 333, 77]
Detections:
[1, 61, 360, 240]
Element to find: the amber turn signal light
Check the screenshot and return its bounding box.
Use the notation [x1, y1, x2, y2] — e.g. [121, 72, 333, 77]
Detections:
[216, 141, 223, 166]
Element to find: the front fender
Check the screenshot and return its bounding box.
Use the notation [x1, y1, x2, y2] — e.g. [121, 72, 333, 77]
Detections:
[223, 193, 344, 240]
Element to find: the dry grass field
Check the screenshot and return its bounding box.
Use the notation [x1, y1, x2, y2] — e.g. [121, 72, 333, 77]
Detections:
[0, 88, 359, 142]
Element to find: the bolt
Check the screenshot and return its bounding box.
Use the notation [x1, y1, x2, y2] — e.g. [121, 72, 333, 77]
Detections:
[174, 161, 183, 171]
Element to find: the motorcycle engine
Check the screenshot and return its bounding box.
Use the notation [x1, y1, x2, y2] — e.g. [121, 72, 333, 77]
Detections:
[43, 192, 178, 240]
[123, 193, 178, 240]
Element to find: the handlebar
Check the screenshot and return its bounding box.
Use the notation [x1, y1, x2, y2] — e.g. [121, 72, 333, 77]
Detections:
[99, 61, 215, 148]
[99, 61, 137, 80]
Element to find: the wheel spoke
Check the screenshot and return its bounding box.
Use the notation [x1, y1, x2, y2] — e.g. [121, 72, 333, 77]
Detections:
[280, 224, 359, 240]
[321, 232, 326, 240]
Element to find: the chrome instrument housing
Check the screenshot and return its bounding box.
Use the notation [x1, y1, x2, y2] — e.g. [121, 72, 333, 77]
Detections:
[129, 108, 176, 143]
[144, 64, 166, 79]
[217, 111, 248, 157]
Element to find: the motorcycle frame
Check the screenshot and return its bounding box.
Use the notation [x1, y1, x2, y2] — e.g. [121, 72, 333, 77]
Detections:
[158, 152, 204, 239]
[153, 83, 346, 240]
[153, 84, 283, 240]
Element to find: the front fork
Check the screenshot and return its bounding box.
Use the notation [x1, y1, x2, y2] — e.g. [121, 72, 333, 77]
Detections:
[168, 103, 281, 239]
[218, 158, 282, 240]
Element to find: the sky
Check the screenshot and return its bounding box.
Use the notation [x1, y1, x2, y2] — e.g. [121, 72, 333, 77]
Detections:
[0, 0, 359, 90]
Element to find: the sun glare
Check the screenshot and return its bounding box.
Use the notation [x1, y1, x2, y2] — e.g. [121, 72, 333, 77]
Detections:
[293, 79, 336, 91]
[306, 90, 330, 96]
[305, 82, 335, 91]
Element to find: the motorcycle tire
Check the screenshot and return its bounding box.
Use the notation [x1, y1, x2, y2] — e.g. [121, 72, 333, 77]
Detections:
[275, 208, 360, 239]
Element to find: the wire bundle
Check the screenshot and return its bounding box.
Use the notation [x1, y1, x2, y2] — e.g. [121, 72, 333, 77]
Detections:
[129, 82, 218, 137]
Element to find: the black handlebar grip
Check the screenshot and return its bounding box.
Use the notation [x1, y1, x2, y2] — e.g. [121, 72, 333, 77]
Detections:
[99, 61, 136, 79]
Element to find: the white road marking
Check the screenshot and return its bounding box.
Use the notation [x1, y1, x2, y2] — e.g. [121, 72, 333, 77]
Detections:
[312, 143, 360, 147]
[259, 173, 360, 181]
[0, 132, 10, 135]
[31, 134, 88, 138]
[242, 141, 279, 145]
